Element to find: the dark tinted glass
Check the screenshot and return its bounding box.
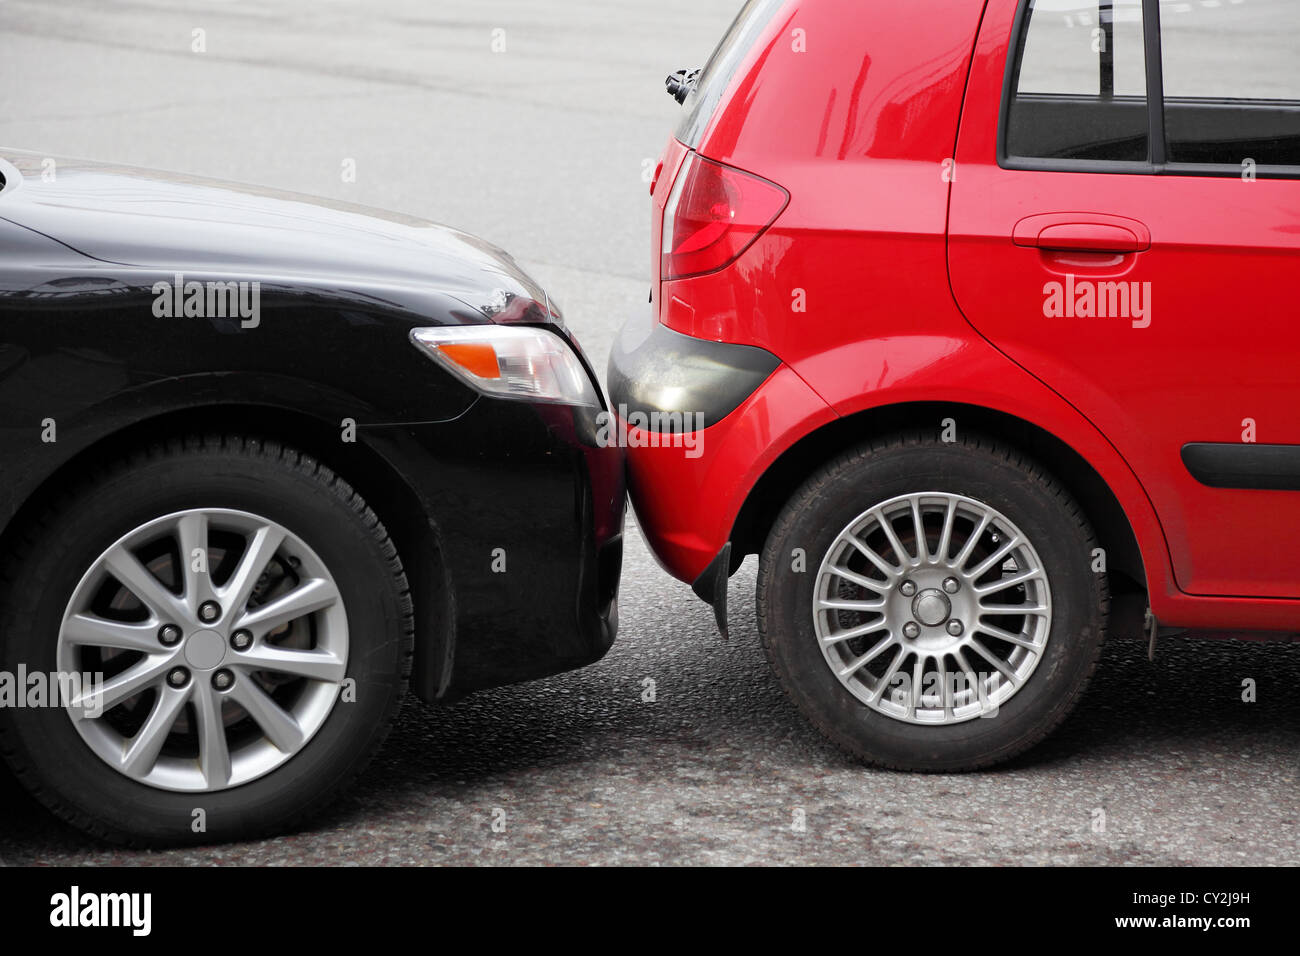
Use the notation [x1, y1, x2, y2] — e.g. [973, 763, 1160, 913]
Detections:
[1005, 0, 1148, 163]
[676, 0, 785, 149]
[1160, 0, 1300, 167]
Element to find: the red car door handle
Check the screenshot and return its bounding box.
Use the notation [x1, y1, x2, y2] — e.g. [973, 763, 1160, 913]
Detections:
[1013, 213, 1151, 253]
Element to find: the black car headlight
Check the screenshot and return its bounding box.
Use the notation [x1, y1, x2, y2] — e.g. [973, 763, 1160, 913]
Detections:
[410, 325, 601, 408]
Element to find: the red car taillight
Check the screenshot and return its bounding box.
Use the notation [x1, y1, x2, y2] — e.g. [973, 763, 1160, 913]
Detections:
[661, 153, 789, 281]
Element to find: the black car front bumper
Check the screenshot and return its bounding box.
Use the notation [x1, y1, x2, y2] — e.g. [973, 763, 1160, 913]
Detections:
[363, 394, 624, 700]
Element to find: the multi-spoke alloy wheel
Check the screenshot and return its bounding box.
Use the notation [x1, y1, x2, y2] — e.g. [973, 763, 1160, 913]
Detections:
[57, 508, 348, 792]
[814, 493, 1051, 724]
[757, 433, 1108, 771]
[0, 437, 411, 844]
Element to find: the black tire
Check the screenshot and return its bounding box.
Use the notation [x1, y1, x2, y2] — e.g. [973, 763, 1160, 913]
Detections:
[0, 435, 413, 845]
[757, 432, 1108, 771]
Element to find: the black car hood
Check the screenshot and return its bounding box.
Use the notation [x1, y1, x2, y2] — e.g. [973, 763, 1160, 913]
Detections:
[0, 149, 549, 320]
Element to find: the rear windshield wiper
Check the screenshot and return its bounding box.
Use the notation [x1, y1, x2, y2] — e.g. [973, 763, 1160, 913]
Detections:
[665, 68, 700, 104]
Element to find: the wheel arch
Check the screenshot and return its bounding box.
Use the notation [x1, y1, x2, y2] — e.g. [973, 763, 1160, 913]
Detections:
[731, 401, 1148, 599]
[0, 403, 456, 703]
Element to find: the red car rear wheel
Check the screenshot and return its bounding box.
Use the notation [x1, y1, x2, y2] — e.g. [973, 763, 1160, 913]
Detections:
[757, 432, 1108, 771]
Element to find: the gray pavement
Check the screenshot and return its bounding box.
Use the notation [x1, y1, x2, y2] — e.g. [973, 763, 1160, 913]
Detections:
[1, 0, 1298, 866]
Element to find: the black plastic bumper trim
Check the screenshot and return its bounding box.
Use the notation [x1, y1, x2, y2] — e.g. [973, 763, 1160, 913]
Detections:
[607, 307, 779, 431]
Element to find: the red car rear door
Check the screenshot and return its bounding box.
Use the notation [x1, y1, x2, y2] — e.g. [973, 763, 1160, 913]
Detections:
[948, 0, 1300, 598]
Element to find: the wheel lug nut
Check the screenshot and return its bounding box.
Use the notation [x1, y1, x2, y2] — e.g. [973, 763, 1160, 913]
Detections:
[943, 577, 960, 594]
[230, 629, 253, 651]
[899, 581, 917, 597]
[902, 621, 920, 639]
[212, 669, 234, 691]
[166, 667, 190, 688]
[158, 624, 182, 647]
[197, 601, 221, 623]
[947, 620, 964, 636]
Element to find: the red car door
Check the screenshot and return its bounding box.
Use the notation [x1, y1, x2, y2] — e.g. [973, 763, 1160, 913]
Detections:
[949, 0, 1300, 598]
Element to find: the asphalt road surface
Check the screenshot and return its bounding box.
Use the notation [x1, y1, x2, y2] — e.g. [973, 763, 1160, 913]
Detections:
[1, 0, 1298, 866]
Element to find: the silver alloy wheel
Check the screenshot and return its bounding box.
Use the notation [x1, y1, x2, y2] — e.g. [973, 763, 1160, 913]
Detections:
[56, 508, 348, 792]
[813, 492, 1051, 724]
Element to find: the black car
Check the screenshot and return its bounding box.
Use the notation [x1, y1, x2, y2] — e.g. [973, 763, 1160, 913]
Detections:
[0, 149, 624, 844]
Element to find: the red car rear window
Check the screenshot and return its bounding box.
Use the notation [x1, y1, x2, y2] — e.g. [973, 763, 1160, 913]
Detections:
[676, 0, 787, 149]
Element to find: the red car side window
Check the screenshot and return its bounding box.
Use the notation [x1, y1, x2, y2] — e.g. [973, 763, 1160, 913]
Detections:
[1004, 0, 1149, 163]
[1002, 0, 1300, 177]
[1160, 0, 1300, 167]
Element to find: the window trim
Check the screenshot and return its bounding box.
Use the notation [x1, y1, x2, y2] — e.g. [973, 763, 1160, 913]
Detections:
[995, 0, 1300, 179]
[1142, 0, 1166, 164]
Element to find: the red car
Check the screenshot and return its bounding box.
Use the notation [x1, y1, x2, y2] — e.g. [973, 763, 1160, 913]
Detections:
[611, 0, 1300, 770]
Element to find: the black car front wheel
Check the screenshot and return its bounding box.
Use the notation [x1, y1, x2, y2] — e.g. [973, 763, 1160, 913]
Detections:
[757, 432, 1108, 771]
[0, 436, 413, 844]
